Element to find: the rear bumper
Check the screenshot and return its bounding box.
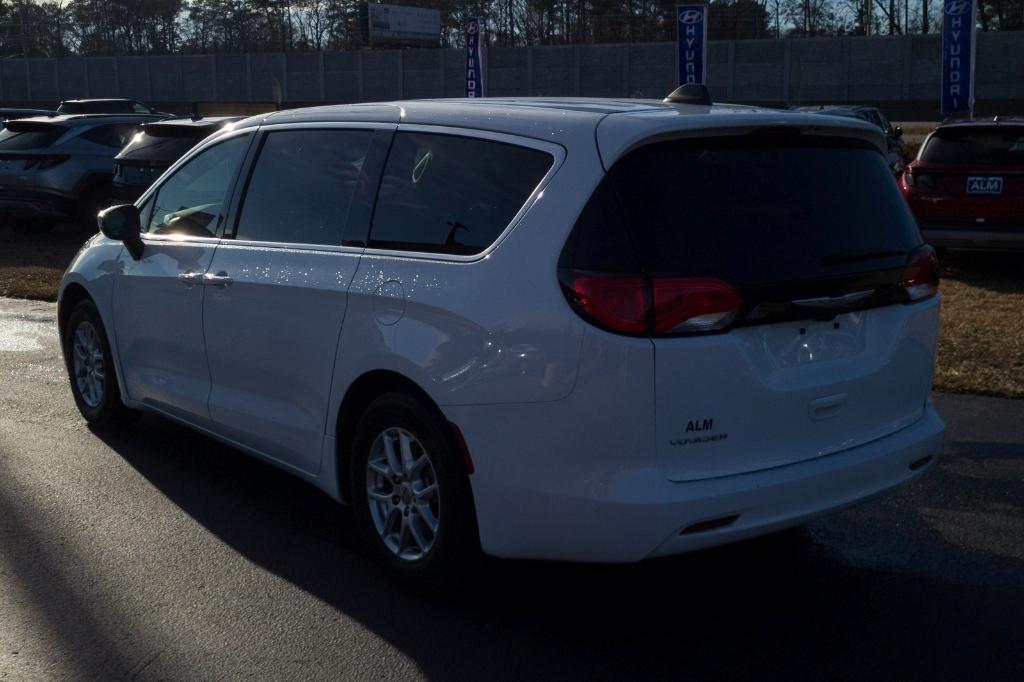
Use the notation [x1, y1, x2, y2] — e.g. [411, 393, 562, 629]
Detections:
[0, 190, 78, 220]
[457, 403, 944, 563]
[920, 224, 1024, 250]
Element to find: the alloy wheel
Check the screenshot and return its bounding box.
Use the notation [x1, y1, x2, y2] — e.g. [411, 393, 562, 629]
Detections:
[72, 321, 105, 408]
[365, 427, 441, 561]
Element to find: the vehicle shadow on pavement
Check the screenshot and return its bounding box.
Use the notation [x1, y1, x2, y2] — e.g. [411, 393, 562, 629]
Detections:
[0, 455, 141, 679]
[90, 415, 1024, 681]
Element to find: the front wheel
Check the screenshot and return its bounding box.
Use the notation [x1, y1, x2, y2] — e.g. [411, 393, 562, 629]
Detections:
[63, 300, 139, 428]
[349, 393, 480, 591]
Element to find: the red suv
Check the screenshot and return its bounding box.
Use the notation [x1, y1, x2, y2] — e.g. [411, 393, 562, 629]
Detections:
[900, 118, 1024, 250]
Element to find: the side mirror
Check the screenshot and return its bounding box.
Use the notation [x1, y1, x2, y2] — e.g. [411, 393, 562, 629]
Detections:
[894, 126, 903, 139]
[98, 204, 144, 260]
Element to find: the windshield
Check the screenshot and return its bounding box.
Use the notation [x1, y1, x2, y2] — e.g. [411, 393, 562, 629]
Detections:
[921, 127, 1024, 166]
[59, 101, 131, 114]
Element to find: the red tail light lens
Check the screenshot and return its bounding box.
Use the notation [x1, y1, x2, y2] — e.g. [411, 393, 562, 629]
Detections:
[652, 277, 743, 333]
[566, 272, 742, 336]
[571, 275, 648, 333]
[901, 246, 939, 302]
[902, 172, 935, 190]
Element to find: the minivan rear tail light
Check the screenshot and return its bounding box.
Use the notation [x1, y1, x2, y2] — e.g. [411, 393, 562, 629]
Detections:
[571, 275, 648, 333]
[900, 246, 939, 302]
[565, 272, 743, 336]
[652, 277, 743, 333]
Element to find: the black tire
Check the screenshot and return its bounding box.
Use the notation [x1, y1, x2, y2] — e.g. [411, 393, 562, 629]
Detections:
[62, 299, 140, 428]
[349, 392, 480, 591]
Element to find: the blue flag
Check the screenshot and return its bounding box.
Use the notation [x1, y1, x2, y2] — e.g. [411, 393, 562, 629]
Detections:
[466, 18, 484, 98]
[941, 0, 977, 116]
[676, 5, 708, 86]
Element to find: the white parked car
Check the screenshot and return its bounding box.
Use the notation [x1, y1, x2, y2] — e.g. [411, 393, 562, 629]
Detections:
[59, 96, 944, 589]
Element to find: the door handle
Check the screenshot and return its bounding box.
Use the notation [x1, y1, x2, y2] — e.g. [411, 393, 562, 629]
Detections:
[203, 272, 233, 287]
[177, 271, 204, 286]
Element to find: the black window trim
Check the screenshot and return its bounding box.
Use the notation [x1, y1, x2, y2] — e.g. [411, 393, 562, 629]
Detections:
[362, 124, 566, 263]
[222, 121, 397, 253]
[135, 127, 256, 244]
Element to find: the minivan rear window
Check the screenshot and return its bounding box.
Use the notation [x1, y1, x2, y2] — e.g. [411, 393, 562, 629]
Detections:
[920, 127, 1024, 166]
[564, 135, 921, 288]
[369, 132, 553, 256]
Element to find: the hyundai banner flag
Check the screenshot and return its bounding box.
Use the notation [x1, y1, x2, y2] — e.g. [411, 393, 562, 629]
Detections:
[676, 5, 708, 86]
[466, 17, 484, 98]
[941, 0, 977, 116]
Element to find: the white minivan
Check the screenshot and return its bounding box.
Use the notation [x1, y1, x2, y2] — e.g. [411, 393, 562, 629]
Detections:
[59, 97, 944, 588]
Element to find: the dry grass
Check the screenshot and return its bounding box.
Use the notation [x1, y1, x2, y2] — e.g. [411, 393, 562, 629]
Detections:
[893, 121, 938, 161]
[0, 225, 87, 300]
[893, 122, 936, 146]
[0, 226, 1021, 399]
[934, 251, 1024, 399]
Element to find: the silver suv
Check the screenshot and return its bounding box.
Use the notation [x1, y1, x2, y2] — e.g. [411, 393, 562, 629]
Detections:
[0, 113, 164, 231]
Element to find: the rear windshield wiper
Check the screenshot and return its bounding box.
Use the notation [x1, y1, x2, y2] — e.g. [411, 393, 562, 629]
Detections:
[822, 249, 906, 266]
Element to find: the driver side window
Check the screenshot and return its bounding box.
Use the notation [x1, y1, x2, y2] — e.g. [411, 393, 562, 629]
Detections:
[147, 134, 250, 237]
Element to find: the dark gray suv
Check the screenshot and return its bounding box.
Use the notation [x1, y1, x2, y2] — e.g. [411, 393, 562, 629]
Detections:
[0, 113, 163, 231]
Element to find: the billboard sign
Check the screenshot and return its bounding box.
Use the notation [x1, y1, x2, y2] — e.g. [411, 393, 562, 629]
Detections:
[367, 3, 440, 47]
[676, 5, 708, 86]
[941, 0, 977, 116]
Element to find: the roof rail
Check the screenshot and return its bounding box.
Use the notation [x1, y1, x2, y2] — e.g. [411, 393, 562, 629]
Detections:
[664, 84, 712, 106]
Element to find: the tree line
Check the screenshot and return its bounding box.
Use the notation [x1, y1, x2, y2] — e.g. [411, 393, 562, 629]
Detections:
[0, 0, 1020, 57]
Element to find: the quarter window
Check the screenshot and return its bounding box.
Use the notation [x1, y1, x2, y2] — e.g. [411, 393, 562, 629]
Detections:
[147, 134, 250, 237]
[234, 129, 374, 246]
[369, 132, 553, 255]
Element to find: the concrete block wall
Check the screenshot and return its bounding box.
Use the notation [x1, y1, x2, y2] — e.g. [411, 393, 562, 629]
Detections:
[1, 31, 1022, 115]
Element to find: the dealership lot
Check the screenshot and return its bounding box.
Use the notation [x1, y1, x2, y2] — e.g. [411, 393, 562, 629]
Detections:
[0, 295, 1021, 680]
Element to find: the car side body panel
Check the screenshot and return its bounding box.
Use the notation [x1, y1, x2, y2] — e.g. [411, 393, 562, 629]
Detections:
[325, 125, 598, 437]
[59, 236, 130, 398]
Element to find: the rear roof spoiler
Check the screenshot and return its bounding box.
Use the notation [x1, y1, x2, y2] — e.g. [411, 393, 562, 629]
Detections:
[141, 119, 238, 137]
[595, 111, 888, 171]
[4, 119, 65, 132]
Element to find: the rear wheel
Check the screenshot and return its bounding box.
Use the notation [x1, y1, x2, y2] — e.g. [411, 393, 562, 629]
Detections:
[349, 393, 479, 591]
[63, 299, 139, 428]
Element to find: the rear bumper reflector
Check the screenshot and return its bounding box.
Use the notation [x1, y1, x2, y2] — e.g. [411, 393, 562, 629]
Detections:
[680, 514, 741, 535]
[908, 455, 933, 471]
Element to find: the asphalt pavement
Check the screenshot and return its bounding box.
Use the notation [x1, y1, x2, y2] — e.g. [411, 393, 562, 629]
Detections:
[0, 296, 1021, 681]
